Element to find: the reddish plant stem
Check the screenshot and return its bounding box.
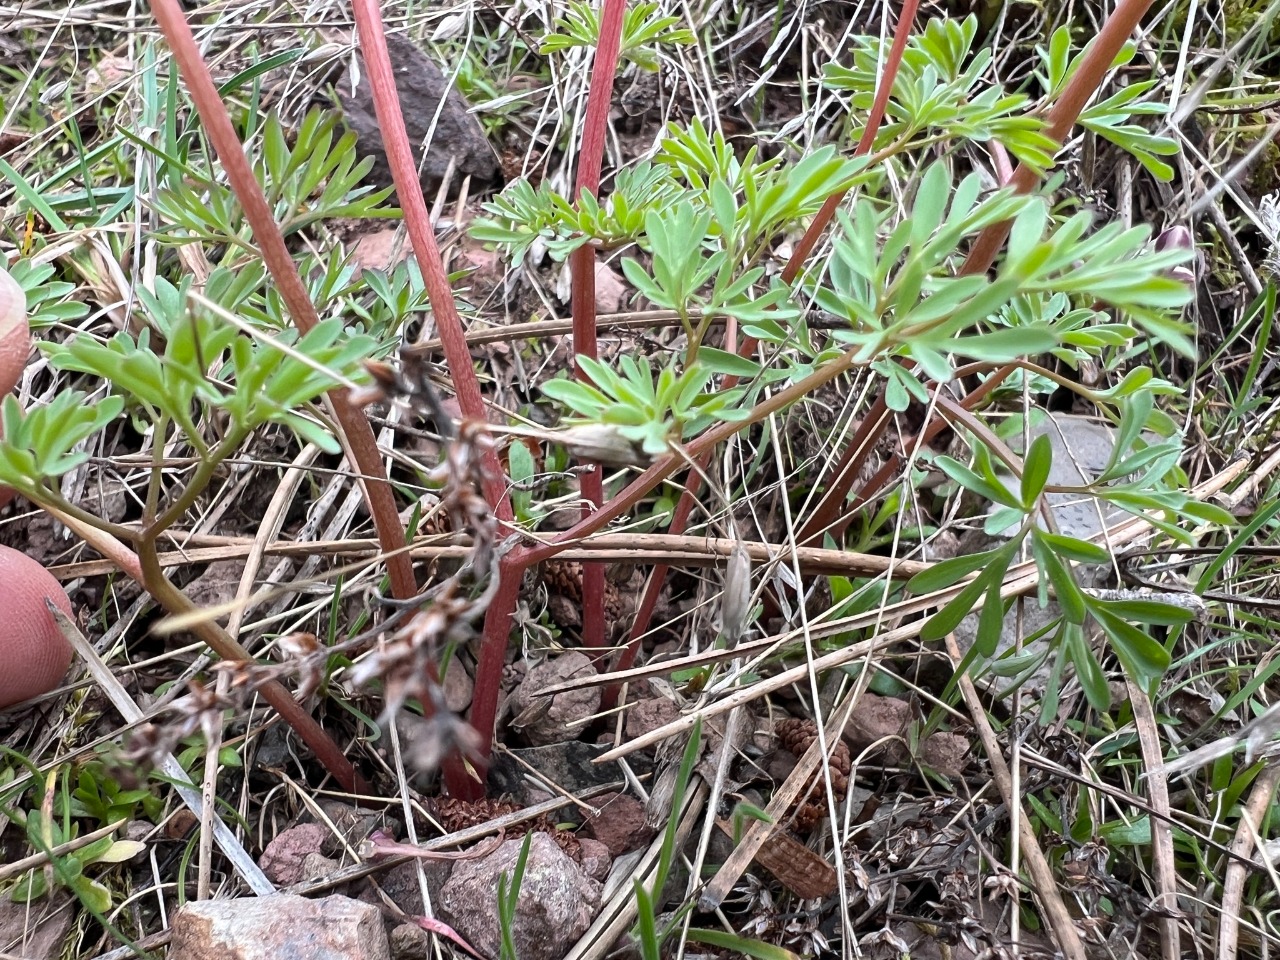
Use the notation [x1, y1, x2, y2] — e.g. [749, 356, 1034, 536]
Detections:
[962, 0, 1158, 275]
[822, 363, 1018, 541]
[793, 397, 894, 546]
[457, 0, 631, 786]
[531, 350, 868, 719]
[462, 555, 526, 793]
[780, 0, 920, 285]
[569, 0, 629, 656]
[145, 0, 411, 793]
[348, 1, 512, 519]
[136, 539, 371, 795]
[346, 2, 522, 797]
[150, 0, 416, 603]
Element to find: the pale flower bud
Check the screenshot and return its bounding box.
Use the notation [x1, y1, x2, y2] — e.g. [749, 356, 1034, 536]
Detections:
[1155, 225, 1196, 285]
[717, 541, 753, 646]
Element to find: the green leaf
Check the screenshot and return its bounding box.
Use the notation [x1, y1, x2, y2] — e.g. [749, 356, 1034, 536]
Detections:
[10, 870, 48, 902]
[698, 347, 760, 378]
[973, 579, 1008, 657]
[934, 455, 1023, 510]
[508, 440, 537, 519]
[1020, 433, 1052, 507]
[1033, 537, 1085, 624]
[1067, 623, 1111, 712]
[685, 929, 802, 960]
[70, 876, 112, 915]
[942, 323, 1058, 362]
[1089, 604, 1171, 690]
[921, 567, 994, 642]
[1099, 815, 1151, 846]
[1091, 598, 1196, 627]
[1033, 530, 1110, 564]
[909, 547, 1001, 594]
[95, 840, 145, 864]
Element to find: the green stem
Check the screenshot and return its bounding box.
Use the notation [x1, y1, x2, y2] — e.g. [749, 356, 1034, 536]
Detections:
[142, 429, 248, 540]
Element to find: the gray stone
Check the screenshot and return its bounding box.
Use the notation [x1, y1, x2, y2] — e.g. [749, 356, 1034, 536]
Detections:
[168, 893, 389, 960]
[440, 833, 600, 960]
[509, 652, 601, 746]
[985, 412, 1132, 538]
[956, 413, 1151, 698]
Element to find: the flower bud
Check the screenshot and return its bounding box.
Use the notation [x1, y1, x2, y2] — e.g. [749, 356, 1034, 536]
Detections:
[1155, 225, 1196, 286]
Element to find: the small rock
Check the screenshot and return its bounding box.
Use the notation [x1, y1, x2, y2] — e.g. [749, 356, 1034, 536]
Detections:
[577, 838, 612, 882]
[583, 792, 652, 857]
[317, 800, 392, 849]
[347, 227, 409, 274]
[337, 34, 499, 198]
[169, 894, 389, 960]
[388, 923, 432, 960]
[259, 823, 330, 886]
[919, 732, 970, 779]
[0, 890, 75, 960]
[842, 693, 910, 753]
[442, 660, 474, 713]
[988, 413, 1132, 540]
[841, 694, 968, 776]
[488, 740, 632, 798]
[625, 697, 680, 740]
[594, 262, 630, 314]
[440, 833, 601, 960]
[358, 860, 453, 918]
[545, 593, 581, 629]
[165, 809, 199, 840]
[955, 413, 1139, 703]
[183, 560, 245, 623]
[510, 652, 600, 746]
[301, 853, 341, 883]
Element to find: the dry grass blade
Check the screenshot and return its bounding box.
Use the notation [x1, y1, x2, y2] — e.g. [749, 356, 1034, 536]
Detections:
[944, 631, 1087, 960]
[698, 701, 850, 911]
[0, 819, 124, 884]
[563, 783, 710, 960]
[1126, 678, 1181, 960]
[1219, 764, 1280, 960]
[47, 533, 930, 582]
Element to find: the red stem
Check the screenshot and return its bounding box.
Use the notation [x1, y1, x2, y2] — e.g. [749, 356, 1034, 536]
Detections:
[780, 0, 919, 284]
[569, 0, 629, 657]
[457, 0, 631, 793]
[150, 0, 416, 603]
[962, 0, 1157, 275]
[147, 0, 416, 792]
[346, 2, 521, 797]
[801, 0, 1156, 541]
[348, 1, 512, 519]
